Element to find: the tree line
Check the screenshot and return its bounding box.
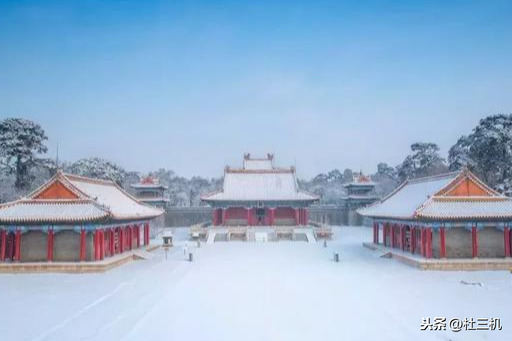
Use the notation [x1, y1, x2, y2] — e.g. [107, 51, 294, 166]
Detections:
[1, 115, 512, 205]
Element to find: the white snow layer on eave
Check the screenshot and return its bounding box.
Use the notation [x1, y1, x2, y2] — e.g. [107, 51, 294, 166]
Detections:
[0, 202, 107, 221]
[418, 199, 512, 218]
[360, 175, 457, 218]
[208, 172, 314, 201]
[69, 180, 162, 219]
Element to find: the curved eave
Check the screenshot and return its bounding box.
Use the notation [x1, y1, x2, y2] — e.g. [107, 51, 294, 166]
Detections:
[110, 210, 164, 221]
[357, 213, 415, 221]
[415, 214, 512, 221]
[0, 214, 110, 225]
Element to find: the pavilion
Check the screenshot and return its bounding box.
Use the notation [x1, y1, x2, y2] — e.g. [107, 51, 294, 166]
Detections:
[0, 171, 163, 262]
[359, 169, 512, 259]
[130, 176, 169, 209]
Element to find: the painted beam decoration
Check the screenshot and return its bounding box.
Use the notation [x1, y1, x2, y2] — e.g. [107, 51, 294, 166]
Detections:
[0, 171, 163, 262]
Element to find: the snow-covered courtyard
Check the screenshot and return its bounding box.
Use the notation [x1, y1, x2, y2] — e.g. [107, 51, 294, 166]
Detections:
[1, 226, 510, 341]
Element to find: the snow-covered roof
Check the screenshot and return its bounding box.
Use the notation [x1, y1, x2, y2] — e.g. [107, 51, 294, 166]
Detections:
[0, 171, 163, 224]
[201, 155, 318, 203]
[130, 177, 168, 189]
[139, 197, 170, 203]
[358, 170, 512, 221]
[66, 174, 164, 220]
[0, 199, 109, 224]
[345, 181, 375, 187]
[344, 173, 375, 187]
[417, 197, 512, 220]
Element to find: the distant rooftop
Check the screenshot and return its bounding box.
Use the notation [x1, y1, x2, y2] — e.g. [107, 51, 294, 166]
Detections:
[131, 176, 168, 189]
[345, 172, 375, 187]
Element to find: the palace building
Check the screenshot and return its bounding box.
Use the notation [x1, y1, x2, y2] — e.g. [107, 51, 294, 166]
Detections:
[359, 169, 512, 259]
[0, 171, 163, 262]
[131, 177, 169, 209]
[201, 154, 319, 227]
[343, 172, 379, 226]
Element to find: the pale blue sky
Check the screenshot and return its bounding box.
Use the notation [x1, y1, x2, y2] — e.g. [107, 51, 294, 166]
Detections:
[1, 0, 511, 178]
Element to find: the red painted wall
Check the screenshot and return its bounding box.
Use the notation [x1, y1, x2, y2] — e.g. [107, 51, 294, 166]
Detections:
[225, 207, 249, 220]
[274, 207, 295, 219]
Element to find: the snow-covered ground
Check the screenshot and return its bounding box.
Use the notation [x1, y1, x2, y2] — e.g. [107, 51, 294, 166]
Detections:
[1, 226, 510, 341]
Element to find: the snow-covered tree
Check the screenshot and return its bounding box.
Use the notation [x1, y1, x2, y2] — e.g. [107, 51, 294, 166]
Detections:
[397, 142, 447, 182]
[376, 163, 396, 179]
[372, 162, 399, 197]
[343, 169, 353, 183]
[448, 114, 512, 194]
[144, 168, 222, 207]
[448, 135, 474, 171]
[0, 118, 48, 189]
[68, 158, 127, 185]
[300, 169, 348, 204]
[327, 169, 343, 183]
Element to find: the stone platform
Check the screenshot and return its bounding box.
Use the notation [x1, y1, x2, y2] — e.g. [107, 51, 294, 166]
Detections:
[363, 242, 512, 271]
[191, 225, 332, 243]
[0, 245, 160, 274]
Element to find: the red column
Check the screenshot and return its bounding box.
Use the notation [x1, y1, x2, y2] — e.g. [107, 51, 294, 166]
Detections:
[133, 225, 137, 248]
[212, 209, 218, 226]
[440, 227, 446, 258]
[143, 222, 150, 246]
[99, 230, 104, 260]
[294, 209, 300, 225]
[382, 224, 387, 246]
[390, 224, 395, 248]
[373, 222, 377, 244]
[119, 228, 124, 253]
[136, 225, 140, 248]
[93, 230, 98, 261]
[504, 227, 511, 258]
[101, 230, 106, 260]
[269, 208, 275, 226]
[221, 209, 226, 226]
[96, 230, 100, 260]
[127, 226, 131, 250]
[247, 208, 252, 226]
[400, 225, 404, 250]
[110, 229, 115, 255]
[79, 229, 86, 261]
[14, 230, 21, 262]
[426, 228, 432, 259]
[128, 226, 132, 250]
[424, 228, 428, 258]
[410, 227, 415, 253]
[304, 209, 309, 225]
[472, 226, 478, 258]
[390, 224, 396, 247]
[47, 229, 54, 261]
[422, 228, 426, 257]
[1, 230, 6, 261]
[420, 227, 425, 257]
